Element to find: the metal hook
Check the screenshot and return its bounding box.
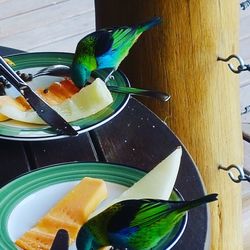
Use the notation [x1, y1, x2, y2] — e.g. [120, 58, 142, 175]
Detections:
[217, 54, 250, 74]
[241, 104, 250, 115]
[241, 0, 250, 10]
[218, 164, 250, 183]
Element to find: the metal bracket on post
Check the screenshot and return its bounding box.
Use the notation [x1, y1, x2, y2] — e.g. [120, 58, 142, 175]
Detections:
[218, 165, 250, 183]
[217, 54, 250, 74]
[241, 1, 250, 10]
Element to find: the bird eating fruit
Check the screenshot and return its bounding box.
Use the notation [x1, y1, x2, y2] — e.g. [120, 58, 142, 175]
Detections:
[71, 17, 161, 88]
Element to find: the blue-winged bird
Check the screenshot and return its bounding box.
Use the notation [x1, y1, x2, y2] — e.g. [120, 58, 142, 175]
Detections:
[71, 17, 161, 87]
[76, 194, 218, 250]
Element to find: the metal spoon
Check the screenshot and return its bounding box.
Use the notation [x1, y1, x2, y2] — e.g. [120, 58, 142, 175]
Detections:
[18, 65, 170, 102]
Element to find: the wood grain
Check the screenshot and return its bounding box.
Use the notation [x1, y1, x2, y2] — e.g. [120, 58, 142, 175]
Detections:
[95, 1, 243, 249]
[25, 133, 98, 168]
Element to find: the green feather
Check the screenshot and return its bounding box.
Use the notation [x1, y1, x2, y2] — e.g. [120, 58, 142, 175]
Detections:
[76, 194, 218, 250]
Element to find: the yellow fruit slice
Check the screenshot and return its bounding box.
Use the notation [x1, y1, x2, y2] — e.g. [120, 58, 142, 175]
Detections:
[0, 113, 9, 121]
[4, 58, 15, 66]
[0, 78, 113, 124]
[15, 177, 108, 250]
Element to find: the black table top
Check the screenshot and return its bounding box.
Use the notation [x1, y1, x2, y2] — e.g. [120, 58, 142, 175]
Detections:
[0, 46, 208, 250]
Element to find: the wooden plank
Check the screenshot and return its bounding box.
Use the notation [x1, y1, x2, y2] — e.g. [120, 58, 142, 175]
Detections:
[240, 13, 250, 39]
[243, 140, 250, 171]
[91, 98, 208, 250]
[0, 11, 95, 51]
[239, 73, 250, 88]
[240, 84, 250, 112]
[29, 32, 93, 52]
[242, 138, 250, 250]
[25, 133, 98, 168]
[0, 140, 30, 187]
[240, 37, 250, 61]
[240, 85, 250, 131]
[242, 180, 250, 250]
[0, 0, 94, 40]
[0, 0, 68, 21]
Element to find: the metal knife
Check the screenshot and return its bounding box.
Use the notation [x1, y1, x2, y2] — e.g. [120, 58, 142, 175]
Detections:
[0, 56, 77, 136]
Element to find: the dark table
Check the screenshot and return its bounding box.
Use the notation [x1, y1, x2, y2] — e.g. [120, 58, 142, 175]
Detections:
[0, 46, 208, 250]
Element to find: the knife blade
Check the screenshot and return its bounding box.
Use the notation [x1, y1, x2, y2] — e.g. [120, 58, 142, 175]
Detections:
[0, 56, 77, 136]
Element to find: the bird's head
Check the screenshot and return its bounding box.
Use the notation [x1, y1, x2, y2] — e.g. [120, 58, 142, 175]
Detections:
[76, 226, 99, 250]
[71, 61, 91, 88]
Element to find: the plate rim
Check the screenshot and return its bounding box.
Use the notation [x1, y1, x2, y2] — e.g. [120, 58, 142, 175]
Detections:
[0, 161, 187, 250]
[0, 52, 130, 141]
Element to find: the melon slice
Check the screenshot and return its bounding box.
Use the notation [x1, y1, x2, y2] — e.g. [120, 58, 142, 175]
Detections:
[0, 95, 28, 121]
[91, 147, 182, 218]
[119, 147, 182, 200]
[15, 177, 108, 250]
[0, 78, 113, 124]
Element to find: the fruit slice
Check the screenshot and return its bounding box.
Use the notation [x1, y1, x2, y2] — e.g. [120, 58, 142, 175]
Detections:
[0, 78, 113, 124]
[119, 146, 182, 200]
[36, 79, 80, 105]
[15, 177, 108, 250]
[0, 113, 9, 121]
[91, 147, 182, 218]
[0, 95, 27, 121]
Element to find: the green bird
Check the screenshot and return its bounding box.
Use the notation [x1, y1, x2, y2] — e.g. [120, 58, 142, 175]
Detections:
[76, 194, 218, 250]
[71, 17, 161, 88]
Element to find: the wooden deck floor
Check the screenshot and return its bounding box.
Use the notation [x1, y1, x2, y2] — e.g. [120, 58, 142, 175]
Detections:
[0, 0, 95, 52]
[0, 0, 250, 249]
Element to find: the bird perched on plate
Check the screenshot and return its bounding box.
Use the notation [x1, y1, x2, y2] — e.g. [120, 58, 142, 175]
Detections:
[71, 17, 161, 88]
[76, 194, 218, 250]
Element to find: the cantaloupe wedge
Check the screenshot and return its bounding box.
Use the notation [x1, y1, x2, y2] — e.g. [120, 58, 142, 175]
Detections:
[36, 79, 79, 105]
[15, 177, 108, 250]
[91, 147, 182, 218]
[0, 78, 113, 124]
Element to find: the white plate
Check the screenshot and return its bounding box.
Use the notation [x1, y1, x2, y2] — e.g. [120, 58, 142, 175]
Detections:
[0, 162, 187, 250]
[1, 52, 130, 141]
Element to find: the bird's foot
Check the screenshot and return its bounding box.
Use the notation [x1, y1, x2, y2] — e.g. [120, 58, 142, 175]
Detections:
[104, 69, 115, 83]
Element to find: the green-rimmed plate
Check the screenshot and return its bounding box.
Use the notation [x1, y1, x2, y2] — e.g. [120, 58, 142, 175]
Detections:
[1, 52, 130, 141]
[0, 162, 187, 250]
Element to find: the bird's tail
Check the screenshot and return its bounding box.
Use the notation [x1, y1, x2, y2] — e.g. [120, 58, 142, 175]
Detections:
[138, 17, 161, 32]
[173, 193, 218, 213]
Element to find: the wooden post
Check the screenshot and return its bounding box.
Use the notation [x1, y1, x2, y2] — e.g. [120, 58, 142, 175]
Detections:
[95, 1, 243, 249]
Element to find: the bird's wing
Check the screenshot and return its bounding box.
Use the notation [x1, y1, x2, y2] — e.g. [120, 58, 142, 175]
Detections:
[128, 200, 171, 228]
[107, 199, 170, 232]
[96, 26, 141, 69]
[106, 200, 179, 249]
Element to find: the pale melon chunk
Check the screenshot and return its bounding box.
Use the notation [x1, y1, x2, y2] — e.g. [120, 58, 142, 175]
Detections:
[0, 78, 113, 124]
[91, 147, 182, 218]
[119, 147, 182, 200]
[15, 177, 108, 250]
